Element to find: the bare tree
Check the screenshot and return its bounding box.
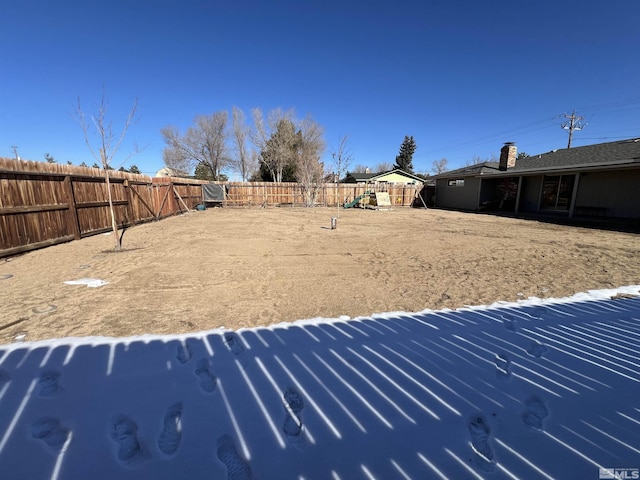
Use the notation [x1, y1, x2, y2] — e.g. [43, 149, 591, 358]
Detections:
[330, 135, 352, 181]
[231, 106, 256, 181]
[351, 164, 370, 173]
[374, 162, 393, 173]
[465, 155, 482, 166]
[251, 108, 296, 182]
[246, 150, 261, 181]
[161, 111, 230, 179]
[295, 116, 326, 207]
[74, 92, 138, 251]
[161, 139, 190, 176]
[330, 135, 353, 213]
[465, 154, 497, 167]
[431, 157, 448, 174]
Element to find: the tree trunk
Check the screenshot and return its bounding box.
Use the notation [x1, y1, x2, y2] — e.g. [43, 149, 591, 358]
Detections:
[104, 168, 120, 250]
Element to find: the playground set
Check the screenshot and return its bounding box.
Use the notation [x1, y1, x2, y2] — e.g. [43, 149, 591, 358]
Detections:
[343, 187, 393, 210]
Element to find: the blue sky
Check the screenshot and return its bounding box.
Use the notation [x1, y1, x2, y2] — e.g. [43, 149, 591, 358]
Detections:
[1, 0, 639, 177]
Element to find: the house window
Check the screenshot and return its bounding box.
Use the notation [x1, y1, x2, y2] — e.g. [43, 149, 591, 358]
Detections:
[540, 175, 575, 210]
[448, 179, 465, 187]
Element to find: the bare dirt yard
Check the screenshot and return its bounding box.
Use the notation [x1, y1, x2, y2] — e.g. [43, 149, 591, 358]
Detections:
[1, 207, 639, 344]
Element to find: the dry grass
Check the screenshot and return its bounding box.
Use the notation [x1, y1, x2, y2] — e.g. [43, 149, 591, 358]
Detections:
[1, 207, 639, 344]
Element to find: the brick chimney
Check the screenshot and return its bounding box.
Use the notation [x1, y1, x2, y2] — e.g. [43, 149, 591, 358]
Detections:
[498, 142, 517, 171]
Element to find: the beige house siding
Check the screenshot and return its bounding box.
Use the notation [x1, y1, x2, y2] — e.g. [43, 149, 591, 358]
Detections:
[374, 172, 423, 184]
[155, 167, 177, 177]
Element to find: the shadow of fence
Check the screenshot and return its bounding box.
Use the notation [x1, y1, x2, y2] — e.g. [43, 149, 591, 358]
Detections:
[0, 294, 639, 479]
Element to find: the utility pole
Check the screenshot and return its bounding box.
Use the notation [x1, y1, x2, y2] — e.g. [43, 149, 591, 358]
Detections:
[561, 110, 587, 148]
[11, 145, 19, 160]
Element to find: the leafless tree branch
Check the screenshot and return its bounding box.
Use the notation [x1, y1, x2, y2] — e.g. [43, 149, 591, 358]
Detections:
[161, 111, 230, 179]
[295, 115, 325, 206]
[74, 91, 139, 250]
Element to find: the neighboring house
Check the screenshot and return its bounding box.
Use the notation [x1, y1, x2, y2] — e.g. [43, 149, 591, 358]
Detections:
[155, 167, 190, 178]
[343, 168, 425, 185]
[434, 139, 640, 220]
[155, 167, 178, 178]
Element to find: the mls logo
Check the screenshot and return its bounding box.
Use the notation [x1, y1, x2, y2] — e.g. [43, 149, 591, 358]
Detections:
[600, 468, 640, 479]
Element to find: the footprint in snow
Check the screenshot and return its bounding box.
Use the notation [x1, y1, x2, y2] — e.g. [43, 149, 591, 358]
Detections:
[37, 371, 61, 397]
[110, 415, 148, 465]
[195, 358, 217, 393]
[526, 341, 547, 358]
[467, 414, 495, 472]
[31, 417, 69, 451]
[217, 434, 252, 480]
[522, 396, 549, 431]
[501, 314, 517, 332]
[282, 386, 305, 440]
[176, 343, 193, 364]
[224, 332, 245, 356]
[158, 402, 183, 456]
[531, 306, 548, 321]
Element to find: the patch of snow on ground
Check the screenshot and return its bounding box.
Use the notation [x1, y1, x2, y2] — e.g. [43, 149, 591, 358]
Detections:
[0, 286, 639, 479]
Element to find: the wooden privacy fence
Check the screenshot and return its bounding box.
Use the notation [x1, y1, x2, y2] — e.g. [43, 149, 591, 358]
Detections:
[0, 159, 206, 258]
[220, 181, 421, 207]
[0, 158, 423, 258]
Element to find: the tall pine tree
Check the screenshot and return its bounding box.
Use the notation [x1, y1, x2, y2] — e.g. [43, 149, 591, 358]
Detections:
[393, 135, 417, 173]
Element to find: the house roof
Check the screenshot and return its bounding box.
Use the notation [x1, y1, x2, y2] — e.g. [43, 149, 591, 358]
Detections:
[437, 161, 502, 178]
[155, 166, 181, 177]
[346, 172, 377, 181]
[513, 138, 640, 172]
[438, 138, 640, 178]
[345, 168, 426, 183]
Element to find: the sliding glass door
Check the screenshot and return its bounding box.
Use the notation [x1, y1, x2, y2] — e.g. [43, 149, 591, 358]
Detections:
[540, 175, 575, 211]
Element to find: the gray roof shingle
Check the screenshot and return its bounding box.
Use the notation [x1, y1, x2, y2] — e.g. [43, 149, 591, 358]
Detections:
[438, 138, 640, 178]
[512, 138, 640, 172]
[438, 161, 500, 177]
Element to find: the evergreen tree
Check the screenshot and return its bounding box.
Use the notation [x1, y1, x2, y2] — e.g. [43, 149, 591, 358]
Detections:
[259, 119, 299, 182]
[256, 157, 297, 182]
[393, 135, 417, 172]
[92, 162, 113, 170]
[194, 162, 215, 180]
[194, 162, 228, 181]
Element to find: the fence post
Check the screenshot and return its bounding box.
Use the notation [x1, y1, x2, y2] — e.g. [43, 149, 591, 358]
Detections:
[123, 178, 135, 226]
[63, 175, 82, 239]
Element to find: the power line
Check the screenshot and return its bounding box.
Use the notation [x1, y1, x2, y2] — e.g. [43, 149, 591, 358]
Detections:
[577, 136, 639, 141]
[417, 118, 556, 157]
[420, 98, 640, 158]
[574, 97, 640, 114]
